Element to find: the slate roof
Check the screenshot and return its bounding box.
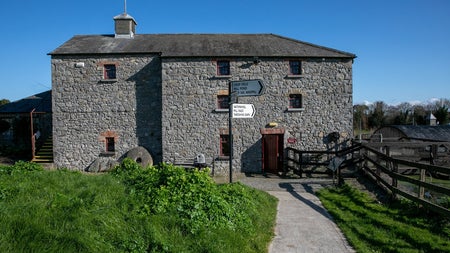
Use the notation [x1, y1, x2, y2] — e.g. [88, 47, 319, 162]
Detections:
[390, 125, 450, 142]
[49, 34, 356, 58]
[0, 90, 52, 113]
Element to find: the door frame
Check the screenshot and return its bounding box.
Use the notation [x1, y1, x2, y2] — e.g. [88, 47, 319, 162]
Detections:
[260, 128, 285, 174]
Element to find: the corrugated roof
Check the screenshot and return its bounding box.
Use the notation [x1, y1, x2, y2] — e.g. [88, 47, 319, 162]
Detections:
[391, 125, 450, 142]
[0, 90, 52, 113]
[49, 33, 356, 58]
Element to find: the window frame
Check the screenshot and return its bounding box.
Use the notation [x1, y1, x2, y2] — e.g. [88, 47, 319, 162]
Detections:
[105, 137, 115, 153]
[217, 95, 230, 110]
[103, 64, 117, 80]
[288, 94, 304, 111]
[289, 60, 302, 76]
[219, 134, 230, 158]
[216, 60, 231, 76]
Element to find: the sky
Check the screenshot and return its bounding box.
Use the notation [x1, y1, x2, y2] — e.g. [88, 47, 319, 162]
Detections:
[0, 0, 449, 105]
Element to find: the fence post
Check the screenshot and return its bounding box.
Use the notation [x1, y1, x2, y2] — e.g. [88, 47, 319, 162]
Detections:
[430, 144, 437, 165]
[419, 168, 425, 201]
[392, 162, 398, 199]
[385, 146, 390, 169]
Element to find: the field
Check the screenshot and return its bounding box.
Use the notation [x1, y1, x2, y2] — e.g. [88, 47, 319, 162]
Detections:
[317, 184, 450, 253]
[0, 160, 278, 253]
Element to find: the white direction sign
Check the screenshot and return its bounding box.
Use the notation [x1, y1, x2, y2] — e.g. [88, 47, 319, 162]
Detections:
[232, 104, 255, 118]
[230, 80, 265, 97]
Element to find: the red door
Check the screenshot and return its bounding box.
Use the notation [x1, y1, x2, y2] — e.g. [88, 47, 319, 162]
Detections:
[262, 134, 284, 174]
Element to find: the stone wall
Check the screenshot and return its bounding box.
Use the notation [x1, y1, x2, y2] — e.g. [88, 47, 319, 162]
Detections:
[161, 57, 353, 175]
[52, 54, 352, 173]
[51, 54, 162, 170]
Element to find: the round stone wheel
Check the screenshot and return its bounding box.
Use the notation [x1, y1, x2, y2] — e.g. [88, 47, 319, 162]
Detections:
[126, 146, 153, 167]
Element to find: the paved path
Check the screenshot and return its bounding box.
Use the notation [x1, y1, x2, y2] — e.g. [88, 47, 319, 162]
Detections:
[239, 175, 355, 253]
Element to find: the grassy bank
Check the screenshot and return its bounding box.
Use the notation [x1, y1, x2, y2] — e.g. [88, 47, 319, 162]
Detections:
[317, 184, 450, 253]
[0, 160, 277, 252]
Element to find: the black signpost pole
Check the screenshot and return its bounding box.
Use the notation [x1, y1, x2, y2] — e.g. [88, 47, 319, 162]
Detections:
[228, 82, 233, 183]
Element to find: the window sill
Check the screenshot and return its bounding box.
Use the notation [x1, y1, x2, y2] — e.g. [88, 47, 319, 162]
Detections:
[217, 156, 230, 160]
[99, 79, 118, 83]
[214, 108, 229, 113]
[285, 75, 304, 79]
[213, 75, 232, 79]
[286, 108, 305, 112]
[100, 151, 116, 157]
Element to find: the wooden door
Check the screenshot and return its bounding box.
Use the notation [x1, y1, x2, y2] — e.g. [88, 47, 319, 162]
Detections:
[262, 134, 284, 174]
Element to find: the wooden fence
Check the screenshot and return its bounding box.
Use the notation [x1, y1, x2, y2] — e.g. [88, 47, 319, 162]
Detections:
[286, 142, 450, 216]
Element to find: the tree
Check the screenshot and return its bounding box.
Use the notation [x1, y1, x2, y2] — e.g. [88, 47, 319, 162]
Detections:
[433, 105, 449, 125]
[368, 101, 387, 129]
[353, 104, 369, 131]
[0, 99, 10, 106]
[412, 105, 427, 125]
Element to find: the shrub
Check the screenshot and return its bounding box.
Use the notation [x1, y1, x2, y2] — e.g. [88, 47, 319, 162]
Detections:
[0, 161, 43, 175]
[111, 159, 256, 234]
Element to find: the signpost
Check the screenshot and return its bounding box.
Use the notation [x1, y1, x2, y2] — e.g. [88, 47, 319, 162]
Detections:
[228, 80, 265, 183]
[232, 104, 255, 118]
[230, 80, 265, 97]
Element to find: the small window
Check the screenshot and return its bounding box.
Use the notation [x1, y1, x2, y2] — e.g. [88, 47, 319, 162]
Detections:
[220, 134, 230, 157]
[217, 95, 229, 109]
[104, 64, 117, 80]
[217, 60, 230, 76]
[106, 137, 115, 152]
[289, 60, 302, 75]
[289, 94, 302, 109]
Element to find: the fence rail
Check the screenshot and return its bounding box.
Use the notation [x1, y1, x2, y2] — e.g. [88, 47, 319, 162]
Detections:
[286, 142, 450, 216]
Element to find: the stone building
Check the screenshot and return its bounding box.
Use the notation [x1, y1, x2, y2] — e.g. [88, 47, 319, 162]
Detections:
[49, 11, 356, 174]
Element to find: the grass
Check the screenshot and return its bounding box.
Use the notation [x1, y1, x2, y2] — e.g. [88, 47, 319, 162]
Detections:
[0, 161, 278, 252]
[317, 184, 450, 253]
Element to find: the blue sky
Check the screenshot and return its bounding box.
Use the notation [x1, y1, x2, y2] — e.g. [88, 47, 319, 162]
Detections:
[0, 0, 449, 105]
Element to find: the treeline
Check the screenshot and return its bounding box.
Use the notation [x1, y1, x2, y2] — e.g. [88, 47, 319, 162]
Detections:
[354, 98, 450, 131]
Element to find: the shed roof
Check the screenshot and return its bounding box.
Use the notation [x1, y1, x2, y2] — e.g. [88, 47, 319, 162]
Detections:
[384, 125, 450, 142]
[0, 90, 52, 114]
[49, 33, 356, 58]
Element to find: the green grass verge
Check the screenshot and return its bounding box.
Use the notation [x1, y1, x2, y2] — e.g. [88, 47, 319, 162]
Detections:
[317, 184, 450, 253]
[0, 160, 277, 252]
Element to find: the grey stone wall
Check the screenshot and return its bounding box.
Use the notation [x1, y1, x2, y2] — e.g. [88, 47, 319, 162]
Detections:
[52, 53, 352, 173]
[161, 57, 353, 175]
[51, 54, 162, 170]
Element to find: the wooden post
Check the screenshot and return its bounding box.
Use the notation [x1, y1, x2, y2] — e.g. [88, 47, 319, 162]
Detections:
[30, 108, 36, 160]
[363, 148, 368, 174]
[419, 168, 425, 200]
[430, 144, 437, 165]
[392, 162, 398, 199]
[385, 146, 390, 169]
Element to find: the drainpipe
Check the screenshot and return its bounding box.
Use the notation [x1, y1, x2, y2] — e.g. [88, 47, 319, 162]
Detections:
[30, 108, 36, 160]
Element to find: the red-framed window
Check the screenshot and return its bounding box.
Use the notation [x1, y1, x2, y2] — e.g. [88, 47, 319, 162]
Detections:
[217, 95, 229, 109]
[289, 60, 302, 75]
[106, 137, 115, 152]
[289, 94, 302, 108]
[217, 60, 230, 76]
[104, 64, 117, 79]
[220, 134, 230, 157]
